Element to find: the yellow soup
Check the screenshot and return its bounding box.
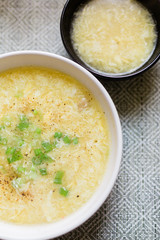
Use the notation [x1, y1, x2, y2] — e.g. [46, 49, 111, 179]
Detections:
[71, 0, 157, 74]
[0, 67, 109, 224]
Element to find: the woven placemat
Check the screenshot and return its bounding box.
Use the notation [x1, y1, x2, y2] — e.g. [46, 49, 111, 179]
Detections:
[0, 1, 159, 239]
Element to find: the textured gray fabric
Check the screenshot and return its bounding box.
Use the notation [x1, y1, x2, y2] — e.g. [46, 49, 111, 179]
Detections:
[0, 1, 159, 239]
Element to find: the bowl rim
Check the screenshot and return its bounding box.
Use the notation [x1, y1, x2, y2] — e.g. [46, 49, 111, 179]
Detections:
[0, 50, 122, 240]
[60, 0, 160, 80]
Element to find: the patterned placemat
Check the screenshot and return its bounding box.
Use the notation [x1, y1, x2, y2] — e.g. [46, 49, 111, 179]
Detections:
[0, 1, 159, 239]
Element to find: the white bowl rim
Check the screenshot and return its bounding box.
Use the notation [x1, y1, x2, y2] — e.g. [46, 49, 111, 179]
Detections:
[0, 51, 122, 240]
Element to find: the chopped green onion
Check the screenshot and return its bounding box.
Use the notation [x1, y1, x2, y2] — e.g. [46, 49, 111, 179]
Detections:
[42, 141, 56, 152]
[32, 156, 42, 165]
[0, 136, 7, 145]
[7, 150, 23, 164]
[27, 166, 37, 180]
[6, 147, 16, 155]
[72, 137, 79, 145]
[35, 128, 41, 134]
[40, 168, 47, 176]
[54, 132, 62, 139]
[42, 141, 53, 152]
[33, 110, 38, 115]
[43, 155, 53, 163]
[32, 151, 53, 165]
[12, 177, 25, 189]
[59, 187, 69, 197]
[54, 171, 64, 184]
[17, 115, 29, 131]
[17, 166, 26, 173]
[31, 165, 36, 172]
[39, 153, 53, 163]
[34, 148, 42, 156]
[63, 135, 71, 144]
[33, 110, 43, 119]
[52, 141, 57, 148]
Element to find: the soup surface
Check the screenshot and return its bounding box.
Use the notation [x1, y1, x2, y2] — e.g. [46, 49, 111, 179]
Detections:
[0, 67, 109, 224]
[71, 0, 157, 74]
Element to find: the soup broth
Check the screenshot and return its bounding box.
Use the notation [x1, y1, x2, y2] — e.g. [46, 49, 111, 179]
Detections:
[71, 0, 157, 74]
[0, 67, 109, 224]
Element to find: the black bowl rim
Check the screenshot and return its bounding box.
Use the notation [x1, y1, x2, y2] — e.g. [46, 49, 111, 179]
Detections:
[60, 0, 160, 81]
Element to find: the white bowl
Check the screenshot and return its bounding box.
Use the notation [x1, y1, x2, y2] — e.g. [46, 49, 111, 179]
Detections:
[0, 51, 122, 240]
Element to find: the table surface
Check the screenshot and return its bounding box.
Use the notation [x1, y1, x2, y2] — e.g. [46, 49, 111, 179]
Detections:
[0, 1, 160, 239]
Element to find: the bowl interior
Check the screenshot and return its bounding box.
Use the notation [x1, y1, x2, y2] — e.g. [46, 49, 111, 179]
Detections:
[0, 51, 122, 240]
[60, 0, 160, 80]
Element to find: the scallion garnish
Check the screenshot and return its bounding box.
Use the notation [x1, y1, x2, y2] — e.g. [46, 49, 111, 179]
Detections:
[40, 168, 47, 176]
[54, 171, 64, 184]
[17, 115, 29, 131]
[17, 166, 26, 173]
[32, 150, 53, 165]
[54, 132, 62, 139]
[59, 187, 69, 197]
[34, 148, 42, 156]
[63, 135, 71, 144]
[35, 128, 41, 134]
[27, 166, 37, 180]
[6, 147, 16, 155]
[12, 177, 25, 189]
[42, 141, 56, 152]
[72, 137, 79, 145]
[33, 110, 38, 115]
[7, 150, 23, 164]
[33, 109, 43, 119]
[32, 156, 43, 165]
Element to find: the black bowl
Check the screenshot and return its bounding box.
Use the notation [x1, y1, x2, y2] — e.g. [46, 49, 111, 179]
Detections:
[60, 0, 160, 81]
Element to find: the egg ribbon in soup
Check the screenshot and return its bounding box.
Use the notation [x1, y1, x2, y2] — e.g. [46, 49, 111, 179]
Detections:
[0, 67, 109, 224]
[71, 0, 157, 74]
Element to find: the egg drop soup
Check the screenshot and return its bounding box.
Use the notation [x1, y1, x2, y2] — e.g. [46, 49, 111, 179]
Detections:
[0, 67, 109, 224]
[71, 0, 157, 74]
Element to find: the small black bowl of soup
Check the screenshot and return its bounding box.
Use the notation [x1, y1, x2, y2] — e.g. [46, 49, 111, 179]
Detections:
[60, 0, 160, 80]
